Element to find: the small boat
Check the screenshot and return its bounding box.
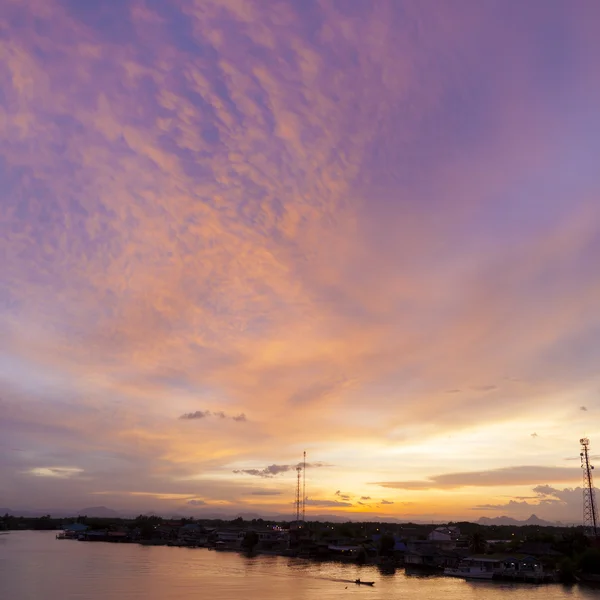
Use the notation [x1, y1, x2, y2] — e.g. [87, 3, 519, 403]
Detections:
[354, 579, 375, 586]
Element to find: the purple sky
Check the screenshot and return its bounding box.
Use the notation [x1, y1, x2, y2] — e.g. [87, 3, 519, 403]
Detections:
[2, 0, 600, 521]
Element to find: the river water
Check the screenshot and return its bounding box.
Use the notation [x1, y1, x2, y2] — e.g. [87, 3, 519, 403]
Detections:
[1, 531, 600, 600]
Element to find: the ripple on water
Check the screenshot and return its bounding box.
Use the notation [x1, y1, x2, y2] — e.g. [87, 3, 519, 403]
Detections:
[1, 531, 598, 600]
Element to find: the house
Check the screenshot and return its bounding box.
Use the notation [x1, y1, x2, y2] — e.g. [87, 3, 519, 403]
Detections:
[327, 545, 365, 562]
[392, 540, 408, 562]
[404, 541, 463, 572]
[427, 526, 460, 549]
[154, 523, 181, 541]
[106, 531, 129, 542]
[212, 529, 243, 549]
[216, 530, 243, 543]
[178, 523, 208, 546]
[56, 523, 89, 539]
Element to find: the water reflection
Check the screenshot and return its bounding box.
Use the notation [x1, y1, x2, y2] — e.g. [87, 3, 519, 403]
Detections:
[377, 563, 396, 576]
[0, 531, 598, 600]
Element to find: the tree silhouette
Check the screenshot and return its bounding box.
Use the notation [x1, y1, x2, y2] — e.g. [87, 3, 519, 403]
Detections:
[469, 531, 487, 554]
[241, 530, 259, 551]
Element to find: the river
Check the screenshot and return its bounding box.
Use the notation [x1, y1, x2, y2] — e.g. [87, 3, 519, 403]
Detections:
[1, 531, 599, 599]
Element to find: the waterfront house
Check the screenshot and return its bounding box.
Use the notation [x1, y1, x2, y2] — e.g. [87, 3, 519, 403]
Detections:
[56, 523, 89, 539]
[371, 534, 408, 562]
[212, 529, 243, 549]
[404, 541, 463, 573]
[106, 531, 129, 543]
[444, 556, 506, 579]
[178, 523, 209, 546]
[327, 544, 364, 561]
[445, 554, 555, 582]
[392, 539, 408, 563]
[255, 529, 288, 551]
[427, 526, 460, 549]
[501, 555, 556, 582]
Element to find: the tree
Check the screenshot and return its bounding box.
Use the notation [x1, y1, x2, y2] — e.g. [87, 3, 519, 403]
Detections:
[131, 515, 163, 540]
[558, 557, 577, 583]
[241, 530, 259, 551]
[578, 548, 600, 575]
[339, 524, 356, 539]
[469, 531, 487, 554]
[556, 530, 590, 558]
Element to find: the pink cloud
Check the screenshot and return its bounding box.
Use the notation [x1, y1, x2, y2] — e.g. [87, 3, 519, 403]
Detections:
[2, 0, 600, 516]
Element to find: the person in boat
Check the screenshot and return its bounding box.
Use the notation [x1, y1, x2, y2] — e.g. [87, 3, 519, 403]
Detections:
[355, 579, 360, 584]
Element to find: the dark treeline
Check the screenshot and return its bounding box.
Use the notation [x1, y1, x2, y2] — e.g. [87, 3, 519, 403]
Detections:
[0, 512, 589, 542]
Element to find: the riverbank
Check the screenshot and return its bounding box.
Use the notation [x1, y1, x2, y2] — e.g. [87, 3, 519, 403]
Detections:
[7, 514, 600, 585]
[2, 531, 597, 600]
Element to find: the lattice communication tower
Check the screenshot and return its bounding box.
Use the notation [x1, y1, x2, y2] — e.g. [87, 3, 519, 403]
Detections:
[295, 464, 302, 523]
[302, 450, 306, 522]
[580, 437, 599, 538]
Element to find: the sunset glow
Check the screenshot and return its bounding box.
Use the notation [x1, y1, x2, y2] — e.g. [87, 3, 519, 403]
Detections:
[2, 0, 600, 522]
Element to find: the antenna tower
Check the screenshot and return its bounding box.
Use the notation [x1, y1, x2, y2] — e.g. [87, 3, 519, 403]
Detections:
[295, 464, 302, 523]
[302, 450, 306, 522]
[580, 437, 599, 538]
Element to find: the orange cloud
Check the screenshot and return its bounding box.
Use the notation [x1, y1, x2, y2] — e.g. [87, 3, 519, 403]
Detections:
[2, 0, 600, 519]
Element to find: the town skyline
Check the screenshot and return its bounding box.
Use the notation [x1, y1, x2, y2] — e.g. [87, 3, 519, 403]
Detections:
[2, 1, 600, 523]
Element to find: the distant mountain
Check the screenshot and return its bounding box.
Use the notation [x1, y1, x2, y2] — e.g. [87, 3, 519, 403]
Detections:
[0, 506, 120, 518]
[477, 514, 554, 526]
[77, 506, 120, 518]
[0, 505, 562, 526]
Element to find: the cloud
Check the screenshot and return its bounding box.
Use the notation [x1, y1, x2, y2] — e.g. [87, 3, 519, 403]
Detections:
[335, 490, 352, 501]
[375, 465, 581, 490]
[581, 406, 588, 411]
[304, 498, 353, 508]
[27, 466, 83, 478]
[472, 499, 545, 511]
[2, 0, 600, 519]
[471, 484, 594, 520]
[471, 385, 498, 392]
[288, 379, 349, 406]
[179, 410, 247, 422]
[249, 490, 283, 496]
[360, 496, 371, 501]
[179, 411, 211, 420]
[533, 485, 559, 496]
[531, 432, 538, 438]
[187, 499, 206, 506]
[234, 464, 292, 478]
[380, 499, 394, 505]
[233, 462, 327, 478]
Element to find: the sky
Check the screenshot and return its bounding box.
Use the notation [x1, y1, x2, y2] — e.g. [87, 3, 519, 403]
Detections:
[2, 0, 600, 523]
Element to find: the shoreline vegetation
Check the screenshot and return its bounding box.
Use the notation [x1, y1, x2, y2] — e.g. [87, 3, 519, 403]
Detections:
[3, 514, 600, 584]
